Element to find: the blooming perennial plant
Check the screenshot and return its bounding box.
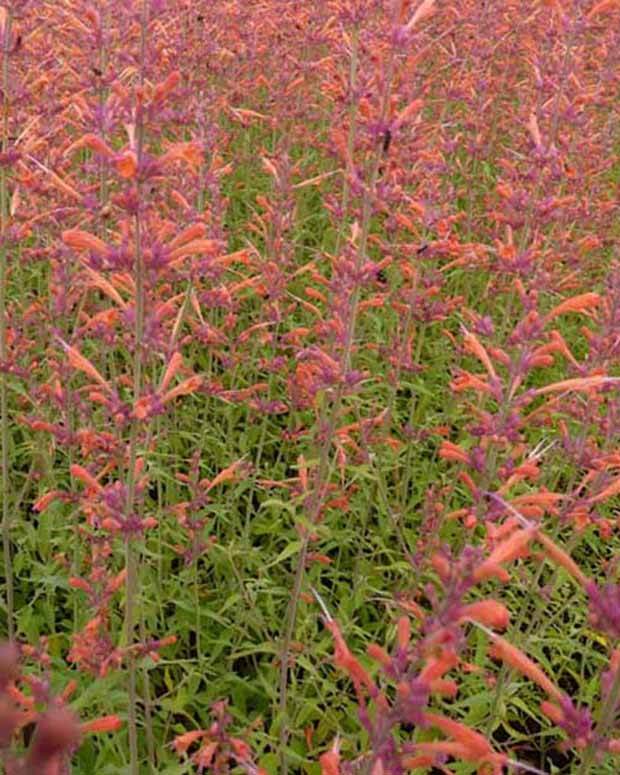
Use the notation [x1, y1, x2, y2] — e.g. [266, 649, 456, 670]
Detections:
[0, 0, 618, 772]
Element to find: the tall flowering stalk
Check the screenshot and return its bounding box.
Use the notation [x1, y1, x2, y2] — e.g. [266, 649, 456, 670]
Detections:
[0, 3, 14, 642]
[277, 2, 438, 771]
[124, 2, 150, 770]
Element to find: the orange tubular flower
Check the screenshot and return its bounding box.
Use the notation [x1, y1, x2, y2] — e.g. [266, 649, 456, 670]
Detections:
[473, 527, 536, 583]
[439, 440, 470, 464]
[115, 151, 138, 179]
[69, 463, 103, 493]
[203, 459, 246, 492]
[160, 352, 184, 392]
[450, 370, 493, 395]
[168, 238, 219, 262]
[418, 712, 507, 773]
[172, 729, 206, 755]
[462, 329, 497, 380]
[325, 620, 376, 693]
[80, 715, 122, 734]
[488, 634, 563, 702]
[587, 0, 620, 21]
[64, 133, 115, 159]
[168, 223, 207, 250]
[458, 599, 510, 630]
[161, 375, 203, 404]
[319, 748, 341, 775]
[535, 531, 589, 588]
[543, 292, 600, 323]
[60, 341, 111, 390]
[588, 474, 620, 505]
[533, 374, 617, 397]
[419, 649, 458, 684]
[62, 229, 109, 256]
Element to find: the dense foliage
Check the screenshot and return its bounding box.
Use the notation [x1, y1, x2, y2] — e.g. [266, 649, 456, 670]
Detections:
[0, 1, 619, 773]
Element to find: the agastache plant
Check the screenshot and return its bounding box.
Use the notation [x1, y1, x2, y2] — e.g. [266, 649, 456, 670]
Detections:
[45, 3, 203, 771]
[0, 0, 618, 772]
[276, 3, 443, 771]
[0, 1, 15, 643]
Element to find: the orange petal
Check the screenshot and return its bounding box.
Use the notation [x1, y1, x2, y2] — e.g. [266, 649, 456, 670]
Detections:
[439, 441, 470, 463]
[168, 223, 207, 250]
[423, 712, 494, 759]
[463, 329, 497, 380]
[62, 229, 108, 256]
[473, 528, 535, 583]
[534, 375, 617, 396]
[172, 729, 206, 754]
[65, 133, 115, 159]
[459, 600, 510, 630]
[81, 715, 122, 734]
[404, 0, 436, 31]
[319, 750, 340, 775]
[162, 375, 203, 404]
[70, 464, 103, 493]
[419, 650, 458, 683]
[535, 532, 589, 588]
[397, 616, 410, 650]
[488, 635, 562, 702]
[160, 352, 184, 392]
[115, 151, 138, 179]
[543, 293, 600, 323]
[169, 239, 219, 262]
[63, 344, 109, 389]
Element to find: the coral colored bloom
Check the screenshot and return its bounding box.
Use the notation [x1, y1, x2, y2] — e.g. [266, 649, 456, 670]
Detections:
[58, 340, 110, 390]
[172, 729, 206, 754]
[168, 223, 207, 250]
[115, 151, 138, 179]
[588, 474, 620, 505]
[458, 600, 510, 630]
[419, 650, 458, 684]
[69, 464, 102, 493]
[488, 635, 563, 702]
[162, 375, 203, 404]
[534, 375, 618, 396]
[439, 440, 470, 463]
[587, 0, 620, 19]
[462, 329, 497, 380]
[62, 229, 108, 256]
[473, 528, 535, 583]
[169, 239, 219, 261]
[450, 371, 493, 395]
[319, 749, 340, 775]
[535, 532, 589, 588]
[65, 133, 115, 159]
[404, 0, 436, 31]
[325, 620, 375, 692]
[81, 715, 122, 734]
[543, 293, 600, 323]
[396, 616, 410, 650]
[421, 712, 507, 772]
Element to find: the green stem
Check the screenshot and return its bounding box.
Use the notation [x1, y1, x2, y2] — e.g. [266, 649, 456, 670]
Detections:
[194, 557, 201, 660]
[125, 4, 150, 771]
[0, 7, 13, 642]
[277, 31, 398, 775]
[334, 27, 359, 257]
[97, 1, 110, 223]
[125, 213, 144, 770]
